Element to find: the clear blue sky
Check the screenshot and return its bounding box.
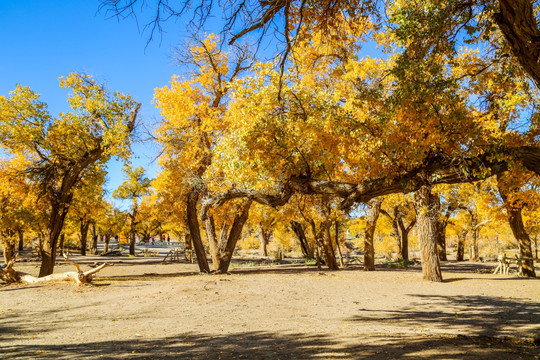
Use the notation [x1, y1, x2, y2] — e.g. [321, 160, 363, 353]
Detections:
[0, 0, 195, 206]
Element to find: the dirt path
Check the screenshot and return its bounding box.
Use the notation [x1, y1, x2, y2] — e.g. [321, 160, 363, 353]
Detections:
[1, 257, 539, 359]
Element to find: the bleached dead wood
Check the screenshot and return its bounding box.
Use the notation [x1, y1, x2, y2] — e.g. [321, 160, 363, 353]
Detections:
[0, 253, 112, 286]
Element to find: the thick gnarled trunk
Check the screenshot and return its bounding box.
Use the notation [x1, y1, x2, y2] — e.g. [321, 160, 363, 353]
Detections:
[364, 198, 382, 271]
[39, 205, 69, 277]
[506, 207, 535, 277]
[205, 199, 252, 273]
[414, 186, 443, 282]
[498, 173, 536, 277]
[316, 221, 339, 270]
[187, 190, 210, 273]
[495, 0, 540, 88]
[2, 241, 16, 264]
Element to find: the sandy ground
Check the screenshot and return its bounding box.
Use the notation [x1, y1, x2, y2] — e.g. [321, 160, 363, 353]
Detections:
[1, 253, 539, 359]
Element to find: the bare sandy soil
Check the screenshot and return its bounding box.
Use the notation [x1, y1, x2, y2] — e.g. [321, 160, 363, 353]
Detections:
[1, 254, 539, 359]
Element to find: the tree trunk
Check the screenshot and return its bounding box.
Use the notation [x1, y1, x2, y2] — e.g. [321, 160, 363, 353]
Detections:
[309, 221, 324, 267]
[494, 0, 540, 88]
[2, 241, 16, 264]
[456, 231, 466, 261]
[90, 223, 98, 255]
[470, 213, 480, 262]
[398, 217, 416, 261]
[506, 207, 536, 277]
[436, 221, 448, 261]
[205, 215, 220, 267]
[364, 198, 382, 271]
[17, 230, 24, 251]
[79, 219, 90, 256]
[59, 233, 65, 253]
[291, 221, 312, 258]
[129, 232, 136, 256]
[186, 190, 210, 273]
[498, 174, 535, 277]
[318, 221, 339, 270]
[535, 235, 538, 259]
[184, 233, 193, 262]
[390, 215, 403, 261]
[401, 227, 409, 260]
[213, 199, 252, 273]
[39, 206, 69, 277]
[103, 235, 110, 254]
[334, 221, 344, 267]
[258, 223, 270, 257]
[414, 186, 443, 282]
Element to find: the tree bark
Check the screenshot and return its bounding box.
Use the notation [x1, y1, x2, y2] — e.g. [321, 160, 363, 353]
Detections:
[184, 233, 193, 262]
[129, 232, 136, 256]
[364, 198, 382, 271]
[2, 240, 16, 264]
[103, 235, 110, 254]
[382, 206, 403, 261]
[398, 217, 416, 261]
[258, 223, 270, 257]
[414, 186, 443, 282]
[213, 199, 252, 273]
[469, 213, 480, 262]
[186, 190, 210, 273]
[319, 221, 339, 270]
[334, 221, 344, 267]
[291, 221, 312, 258]
[494, 0, 540, 88]
[400, 224, 409, 260]
[205, 215, 219, 267]
[17, 230, 24, 252]
[497, 173, 535, 277]
[391, 213, 403, 261]
[456, 230, 467, 261]
[79, 218, 90, 256]
[436, 221, 448, 261]
[90, 223, 98, 255]
[506, 206, 535, 277]
[39, 205, 69, 277]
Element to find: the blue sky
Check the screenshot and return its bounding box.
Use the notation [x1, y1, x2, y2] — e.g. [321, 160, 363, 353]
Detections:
[0, 1, 194, 206]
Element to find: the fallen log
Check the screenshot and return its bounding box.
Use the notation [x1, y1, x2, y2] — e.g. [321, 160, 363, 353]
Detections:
[0, 254, 112, 286]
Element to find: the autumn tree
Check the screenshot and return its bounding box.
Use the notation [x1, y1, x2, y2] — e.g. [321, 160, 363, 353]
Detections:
[68, 164, 107, 255]
[155, 35, 253, 273]
[497, 171, 539, 277]
[0, 73, 139, 276]
[113, 165, 152, 255]
[0, 161, 36, 262]
[99, 203, 126, 254]
[115, 0, 540, 282]
[363, 198, 382, 271]
[246, 203, 279, 257]
[380, 194, 416, 261]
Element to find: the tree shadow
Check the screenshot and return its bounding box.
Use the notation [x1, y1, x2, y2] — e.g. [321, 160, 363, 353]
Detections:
[347, 294, 540, 341]
[1, 330, 538, 359]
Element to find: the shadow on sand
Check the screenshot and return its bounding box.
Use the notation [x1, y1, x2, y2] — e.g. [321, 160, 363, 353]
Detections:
[1, 330, 538, 359]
